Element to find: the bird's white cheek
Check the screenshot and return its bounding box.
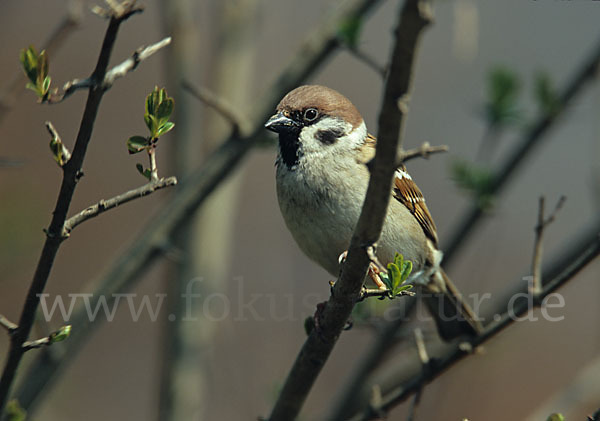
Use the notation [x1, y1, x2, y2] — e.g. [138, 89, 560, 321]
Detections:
[297, 118, 365, 157]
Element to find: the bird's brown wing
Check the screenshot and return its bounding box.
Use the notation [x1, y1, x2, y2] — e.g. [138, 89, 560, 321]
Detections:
[393, 165, 438, 246]
[362, 133, 439, 246]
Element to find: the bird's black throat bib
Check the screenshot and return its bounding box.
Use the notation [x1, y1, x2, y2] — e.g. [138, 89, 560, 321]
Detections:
[278, 132, 302, 169]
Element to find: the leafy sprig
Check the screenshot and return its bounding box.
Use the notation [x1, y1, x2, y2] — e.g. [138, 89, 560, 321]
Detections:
[379, 253, 413, 298]
[126, 86, 175, 180]
[20, 46, 52, 102]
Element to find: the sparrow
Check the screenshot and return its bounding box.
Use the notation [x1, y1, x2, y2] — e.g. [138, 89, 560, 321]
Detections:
[265, 85, 482, 340]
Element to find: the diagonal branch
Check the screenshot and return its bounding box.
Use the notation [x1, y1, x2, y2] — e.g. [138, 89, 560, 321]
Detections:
[0, 4, 146, 416]
[0, 317, 16, 334]
[182, 80, 247, 136]
[13, 0, 388, 413]
[62, 177, 178, 236]
[531, 195, 566, 295]
[443, 38, 600, 267]
[59, 36, 172, 101]
[268, 1, 433, 420]
[349, 227, 600, 420]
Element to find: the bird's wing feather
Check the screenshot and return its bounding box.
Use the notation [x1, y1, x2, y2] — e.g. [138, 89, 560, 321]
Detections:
[363, 133, 439, 246]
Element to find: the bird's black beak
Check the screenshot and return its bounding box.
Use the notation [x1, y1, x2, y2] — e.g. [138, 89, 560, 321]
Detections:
[265, 112, 300, 134]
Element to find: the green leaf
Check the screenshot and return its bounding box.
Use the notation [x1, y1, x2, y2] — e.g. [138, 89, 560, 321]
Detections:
[396, 285, 413, 292]
[546, 414, 564, 421]
[49, 138, 71, 167]
[144, 113, 155, 133]
[156, 121, 174, 137]
[144, 86, 174, 138]
[451, 160, 495, 209]
[146, 87, 158, 116]
[156, 97, 174, 124]
[20, 46, 39, 84]
[5, 399, 26, 421]
[38, 50, 49, 83]
[399, 259, 412, 284]
[42, 76, 51, 96]
[387, 261, 401, 290]
[49, 325, 72, 343]
[485, 66, 521, 127]
[534, 71, 559, 116]
[338, 16, 363, 48]
[127, 135, 149, 154]
[379, 273, 392, 290]
[25, 82, 38, 95]
[136, 163, 151, 180]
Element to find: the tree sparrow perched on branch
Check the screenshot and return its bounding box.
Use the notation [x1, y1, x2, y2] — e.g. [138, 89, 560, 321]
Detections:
[265, 85, 481, 340]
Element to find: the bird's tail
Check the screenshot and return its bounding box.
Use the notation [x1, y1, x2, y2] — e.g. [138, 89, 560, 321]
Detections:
[423, 268, 483, 341]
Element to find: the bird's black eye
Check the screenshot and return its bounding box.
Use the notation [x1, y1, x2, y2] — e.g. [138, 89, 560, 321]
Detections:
[303, 108, 319, 122]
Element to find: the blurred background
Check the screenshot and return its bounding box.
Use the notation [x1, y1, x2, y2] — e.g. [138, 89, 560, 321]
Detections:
[0, 0, 599, 420]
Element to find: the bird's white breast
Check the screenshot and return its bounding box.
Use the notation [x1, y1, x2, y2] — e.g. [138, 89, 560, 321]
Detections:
[276, 150, 429, 278]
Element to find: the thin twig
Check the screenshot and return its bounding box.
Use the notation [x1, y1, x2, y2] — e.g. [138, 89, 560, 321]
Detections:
[0, 4, 144, 415]
[351, 231, 600, 420]
[413, 328, 429, 365]
[443, 38, 600, 267]
[148, 147, 159, 182]
[59, 36, 172, 101]
[345, 46, 387, 78]
[335, 222, 599, 420]
[182, 80, 246, 136]
[21, 338, 50, 352]
[398, 142, 448, 165]
[268, 1, 433, 420]
[62, 176, 177, 236]
[365, 142, 449, 169]
[103, 36, 171, 88]
[327, 299, 417, 420]
[406, 328, 428, 421]
[358, 287, 415, 301]
[13, 0, 388, 414]
[0, 316, 17, 334]
[45, 121, 71, 167]
[531, 195, 566, 295]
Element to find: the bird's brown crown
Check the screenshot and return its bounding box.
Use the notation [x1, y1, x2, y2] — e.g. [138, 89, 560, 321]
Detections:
[276, 85, 363, 129]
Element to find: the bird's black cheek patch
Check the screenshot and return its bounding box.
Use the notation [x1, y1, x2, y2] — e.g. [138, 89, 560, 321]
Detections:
[316, 128, 344, 145]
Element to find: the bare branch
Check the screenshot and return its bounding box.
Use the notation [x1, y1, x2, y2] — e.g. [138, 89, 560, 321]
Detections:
[21, 338, 50, 352]
[344, 46, 386, 78]
[364, 141, 449, 169]
[14, 0, 388, 413]
[60, 36, 172, 101]
[182, 80, 247, 136]
[413, 327, 429, 365]
[531, 195, 566, 295]
[398, 142, 448, 165]
[358, 287, 415, 301]
[92, 0, 143, 20]
[350, 230, 600, 420]
[45, 121, 72, 167]
[0, 316, 17, 334]
[63, 177, 177, 236]
[406, 329, 427, 421]
[0, 7, 145, 414]
[443, 38, 600, 267]
[268, 1, 433, 420]
[102, 36, 171, 88]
